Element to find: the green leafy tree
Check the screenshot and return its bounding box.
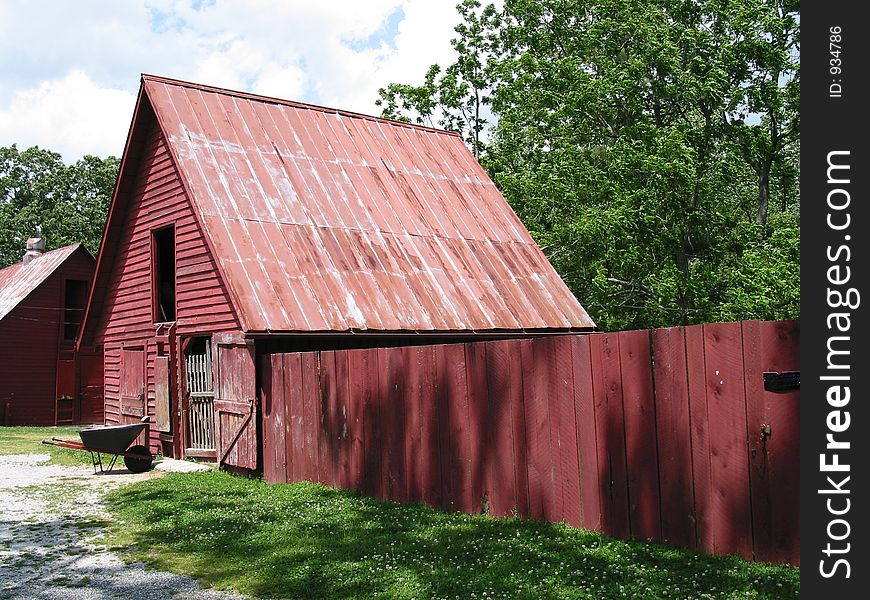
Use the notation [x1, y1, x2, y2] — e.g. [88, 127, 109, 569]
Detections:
[0, 145, 119, 268]
[379, 0, 799, 330]
[377, 0, 500, 156]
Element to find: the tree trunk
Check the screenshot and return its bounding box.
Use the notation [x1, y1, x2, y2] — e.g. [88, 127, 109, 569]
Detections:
[757, 168, 770, 226]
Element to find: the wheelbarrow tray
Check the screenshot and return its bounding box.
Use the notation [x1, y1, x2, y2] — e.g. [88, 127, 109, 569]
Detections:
[78, 422, 147, 454]
[41, 420, 153, 473]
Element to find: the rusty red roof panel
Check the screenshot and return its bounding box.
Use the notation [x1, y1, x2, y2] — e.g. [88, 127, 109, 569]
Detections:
[143, 75, 594, 333]
[0, 244, 84, 322]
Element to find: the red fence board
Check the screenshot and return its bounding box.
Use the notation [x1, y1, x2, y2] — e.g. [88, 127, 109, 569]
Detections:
[483, 341, 520, 517]
[703, 322, 753, 559]
[652, 327, 695, 548]
[521, 339, 553, 521]
[300, 352, 320, 483]
[261, 320, 799, 565]
[346, 349, 371, 491]
[619, 329, 661, 542]
[436, 343, 473, 513]
[590, 334, 630, 539]
[261, 355, 287, 483]
[364, 348, 386, 500]
[381, 347, 407, 503]
[685, 325, 713, 553]
[570, 335, 600, 531]
[553, 338, 581, 528]
[507, 341, 531, 518]
[743, 320, 800, 564]
[465, 342, 489, 515]
[284, 353, 303, 482]
[415, 346, 441, 508]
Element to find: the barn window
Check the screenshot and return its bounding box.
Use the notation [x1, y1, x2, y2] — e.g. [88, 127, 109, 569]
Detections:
[63, 279, 88, 340]
[153, 226, 176, 322]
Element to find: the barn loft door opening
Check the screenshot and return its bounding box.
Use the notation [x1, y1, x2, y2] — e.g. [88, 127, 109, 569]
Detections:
[213, 334, 258, 470]
[185, 338, 216, 458]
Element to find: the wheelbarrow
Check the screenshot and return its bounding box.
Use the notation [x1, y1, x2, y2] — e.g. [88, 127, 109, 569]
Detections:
[42, 417, 154, 474]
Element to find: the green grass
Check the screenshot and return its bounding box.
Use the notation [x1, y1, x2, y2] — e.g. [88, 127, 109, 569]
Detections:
[106, 472, 799, 599]
[0, 425, 92, 465]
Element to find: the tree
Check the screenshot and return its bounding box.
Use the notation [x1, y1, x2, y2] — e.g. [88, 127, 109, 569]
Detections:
[377, 0, 499, 157]
[0, 145, 119, 268]
[378, 0, 800, 330]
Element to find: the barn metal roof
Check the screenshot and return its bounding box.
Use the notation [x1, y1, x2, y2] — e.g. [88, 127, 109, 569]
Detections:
[143, 75, 594, 333]
[0, 244, 84, 322]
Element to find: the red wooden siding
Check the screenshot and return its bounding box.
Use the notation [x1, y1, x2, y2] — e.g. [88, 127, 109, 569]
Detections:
[0, 247, 95, 426]
[90, 115, 240, 451]
[262, 320, 800, 565]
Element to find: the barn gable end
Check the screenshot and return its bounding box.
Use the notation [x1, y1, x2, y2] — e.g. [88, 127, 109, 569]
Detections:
[83, 97, 239, 442]
[0, 244, 96, 425]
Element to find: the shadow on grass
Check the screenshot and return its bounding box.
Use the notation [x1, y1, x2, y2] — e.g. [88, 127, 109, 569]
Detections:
[106, 472, 798, 599]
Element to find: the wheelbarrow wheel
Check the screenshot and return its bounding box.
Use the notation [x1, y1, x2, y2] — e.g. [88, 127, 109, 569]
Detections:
[124, 445, 153, 473]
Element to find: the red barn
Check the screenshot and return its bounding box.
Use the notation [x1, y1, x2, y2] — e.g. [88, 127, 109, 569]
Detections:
[78, 74, 593, 466]
[0, 239, 101, 425]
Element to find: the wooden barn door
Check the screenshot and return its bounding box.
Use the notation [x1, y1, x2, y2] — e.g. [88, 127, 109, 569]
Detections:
[55, 359, 77, 425]
[120, 348, 146, 419]
[213, 334, 258, 470]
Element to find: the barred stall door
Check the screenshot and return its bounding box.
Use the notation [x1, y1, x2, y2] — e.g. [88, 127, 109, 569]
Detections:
[185, 340, 215, 455]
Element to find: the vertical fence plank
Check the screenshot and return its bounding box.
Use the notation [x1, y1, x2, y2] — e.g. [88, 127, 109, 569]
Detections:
[402, 345, 423, 504]
[484, 340, 519, 517]
[466, 342, 489, 515]
[571, 335, 600, 531]
[704, 322, 753, 560]
[319, 350, 339, 487]
[436, 343, 473, 512]
[686, 325, 713, 553]
[347, 349, 371, 492]
[385, 347, 407, 503]
[619, 329, 660, 542]
[363, 347, 385, 500]
[416, 346, 441, 508]
[553, 336, 581, 527]
[652, 327, 695, 548]
[590, 333, 631, 539]
[743, 320, 800, 565]
[284, 353, 303, 482]
[369, 348, 388, 501]
[262, 354, 287, 483]
[521, 338, 554, 521]
[334, 350, 352, 489]
[509, 341, 531, 518]
[741, 320, 765, 561]
[300, 351, 320, 483]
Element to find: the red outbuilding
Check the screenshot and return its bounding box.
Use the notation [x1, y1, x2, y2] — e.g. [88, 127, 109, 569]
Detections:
[0, 239, 101, 425]
[78, 74, 593, 466]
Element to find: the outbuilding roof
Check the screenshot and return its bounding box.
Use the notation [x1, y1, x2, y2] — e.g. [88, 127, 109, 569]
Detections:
[94, 75, 594, 334]
[0, 244, 86, 322]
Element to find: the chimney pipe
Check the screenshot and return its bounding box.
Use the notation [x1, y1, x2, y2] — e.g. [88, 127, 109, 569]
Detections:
[23, 237, 46, 265]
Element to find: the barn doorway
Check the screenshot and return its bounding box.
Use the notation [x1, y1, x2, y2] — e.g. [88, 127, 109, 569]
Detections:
[184, 338, 216, 459]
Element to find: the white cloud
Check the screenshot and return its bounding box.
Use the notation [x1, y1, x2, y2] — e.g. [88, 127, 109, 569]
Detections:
[0, 71, 135, 161]
[0, 0, 461, 161]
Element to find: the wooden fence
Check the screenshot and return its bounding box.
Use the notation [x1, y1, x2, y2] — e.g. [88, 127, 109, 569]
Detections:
[261, 320, 799, 565]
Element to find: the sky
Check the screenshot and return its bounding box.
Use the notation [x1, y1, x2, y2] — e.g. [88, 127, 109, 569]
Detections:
[0, 0, 460, 162]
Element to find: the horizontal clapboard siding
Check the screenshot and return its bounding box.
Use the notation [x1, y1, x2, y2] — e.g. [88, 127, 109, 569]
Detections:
[96, 120, 240, 432]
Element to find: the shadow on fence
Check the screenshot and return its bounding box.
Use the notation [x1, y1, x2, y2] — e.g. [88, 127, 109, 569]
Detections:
[260, 320, 799, 565]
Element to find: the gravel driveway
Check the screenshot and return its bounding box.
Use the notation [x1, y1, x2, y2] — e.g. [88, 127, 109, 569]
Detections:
[0, 454, 246, 600]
